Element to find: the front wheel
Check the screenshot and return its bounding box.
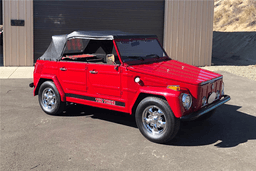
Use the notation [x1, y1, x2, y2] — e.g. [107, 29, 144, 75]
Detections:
[38, 81, 65, 115]
[135, 97, 180, 143]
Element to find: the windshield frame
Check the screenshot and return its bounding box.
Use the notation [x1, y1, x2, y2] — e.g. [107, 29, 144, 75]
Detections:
[113, 38, 170, 66]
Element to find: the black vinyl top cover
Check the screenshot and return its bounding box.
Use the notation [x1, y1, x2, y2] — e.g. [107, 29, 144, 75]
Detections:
[39, 31, 157, 61]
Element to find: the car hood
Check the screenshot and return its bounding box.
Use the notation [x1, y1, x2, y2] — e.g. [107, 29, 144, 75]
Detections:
[127, 60, 222, 85]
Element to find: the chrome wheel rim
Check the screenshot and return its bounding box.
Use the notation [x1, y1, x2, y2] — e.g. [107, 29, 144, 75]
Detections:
[142, 106, 167, 136]
[42, 88, 56, 111]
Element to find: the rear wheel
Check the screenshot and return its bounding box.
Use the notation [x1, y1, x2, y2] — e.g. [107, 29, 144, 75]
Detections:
[38, 81, 65, 115]
[135, 97, 180, 143]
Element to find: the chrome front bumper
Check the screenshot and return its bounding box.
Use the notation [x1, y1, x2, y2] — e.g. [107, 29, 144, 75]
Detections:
[180, 95, 231, 121]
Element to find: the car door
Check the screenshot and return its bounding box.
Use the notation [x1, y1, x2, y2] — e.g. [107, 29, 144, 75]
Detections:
[58, 61, 87, 94]
[87, 63, 121, 97]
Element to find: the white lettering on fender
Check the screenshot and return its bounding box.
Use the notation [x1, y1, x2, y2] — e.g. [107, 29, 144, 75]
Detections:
[95, 98, 115, 105]
[104, 99, 115, 105]
[95, 98, 103, 103]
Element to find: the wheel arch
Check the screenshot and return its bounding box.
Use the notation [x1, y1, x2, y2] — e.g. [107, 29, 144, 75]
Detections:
[130, 87, 183, 118]
[34, 74, 66, 102]
[131, 93, 167, 116]
[34, 78, 51, 96]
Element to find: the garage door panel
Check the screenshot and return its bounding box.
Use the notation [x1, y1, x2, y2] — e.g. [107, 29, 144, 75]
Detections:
[34, 1, 164, 62]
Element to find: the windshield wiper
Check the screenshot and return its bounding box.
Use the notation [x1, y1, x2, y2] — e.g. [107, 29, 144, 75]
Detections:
[146, 54, 160, 59]
[127, 56, 145, 61]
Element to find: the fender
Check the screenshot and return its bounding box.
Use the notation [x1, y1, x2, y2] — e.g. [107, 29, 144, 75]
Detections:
[130, 86, 184, 118]
[34, 74, 66, 102]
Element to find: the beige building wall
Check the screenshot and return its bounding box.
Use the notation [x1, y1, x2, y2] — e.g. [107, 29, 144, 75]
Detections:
[3, 0, 33, 66]
[164, 0, 214, 66]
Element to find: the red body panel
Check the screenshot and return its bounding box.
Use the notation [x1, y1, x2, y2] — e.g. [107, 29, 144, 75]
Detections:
[127, 60, 221, 86]
[58, 61, 87, 94]
[87, 64, 121, 97]
[33, 61, 65, 101]
[33, 39, 223, 118]
[33, 58, 223, 118]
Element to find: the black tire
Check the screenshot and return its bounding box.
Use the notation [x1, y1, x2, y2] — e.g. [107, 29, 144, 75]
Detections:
[38, 81, 65, 115]
[196, 109, 216, 121]
[135, 97, 180, 143]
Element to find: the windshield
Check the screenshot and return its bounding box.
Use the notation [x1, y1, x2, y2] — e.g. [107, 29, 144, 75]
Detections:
[116, 39, 168, 63]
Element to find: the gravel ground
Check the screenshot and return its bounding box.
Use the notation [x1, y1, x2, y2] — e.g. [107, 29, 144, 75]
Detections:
[201, 65, 256, 81]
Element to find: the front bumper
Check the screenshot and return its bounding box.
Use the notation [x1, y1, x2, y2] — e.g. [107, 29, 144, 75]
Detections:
[180, 95, 231, 121]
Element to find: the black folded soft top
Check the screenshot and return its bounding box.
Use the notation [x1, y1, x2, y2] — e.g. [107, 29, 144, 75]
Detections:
[39, 31, 157, 61]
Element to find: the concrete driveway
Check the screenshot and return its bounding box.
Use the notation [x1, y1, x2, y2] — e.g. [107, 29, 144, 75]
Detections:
[0, 71, 256, 171]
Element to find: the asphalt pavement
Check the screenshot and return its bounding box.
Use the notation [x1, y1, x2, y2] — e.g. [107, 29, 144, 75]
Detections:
[0, 71, 256, 171]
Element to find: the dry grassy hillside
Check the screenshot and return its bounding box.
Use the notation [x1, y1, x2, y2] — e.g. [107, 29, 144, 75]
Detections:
[214, 0, 256, 31]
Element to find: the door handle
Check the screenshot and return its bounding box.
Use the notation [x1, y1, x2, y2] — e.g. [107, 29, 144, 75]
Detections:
[89, 70, 98, 74]
[60, 67, 67, 71]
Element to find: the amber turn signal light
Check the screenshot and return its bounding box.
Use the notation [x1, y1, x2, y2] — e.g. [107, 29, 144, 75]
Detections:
[167, 85, 180, 91]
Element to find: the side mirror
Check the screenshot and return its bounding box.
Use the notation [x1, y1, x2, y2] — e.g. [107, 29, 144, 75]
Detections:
[114, 64, 119, 70]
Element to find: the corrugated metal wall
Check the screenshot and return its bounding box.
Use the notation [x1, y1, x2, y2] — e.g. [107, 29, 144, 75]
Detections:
[3, 0, 33, 66]
[0, 0, 2, 25]
[164, 0, 214, 66]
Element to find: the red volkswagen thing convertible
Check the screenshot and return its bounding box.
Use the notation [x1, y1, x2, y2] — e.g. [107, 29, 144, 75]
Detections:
[30, 31, 231, 143]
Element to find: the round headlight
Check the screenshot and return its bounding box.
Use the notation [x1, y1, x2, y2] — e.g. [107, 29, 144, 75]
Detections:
[182, 94, 192, 110]
[221, 82, 224, 95]
[202, 96, 207, 107]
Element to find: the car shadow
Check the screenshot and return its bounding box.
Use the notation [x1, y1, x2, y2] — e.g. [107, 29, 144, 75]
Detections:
[58, 103, 256, 147]
[59, 104, 137, 128]
[169, 104, 256, 147]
